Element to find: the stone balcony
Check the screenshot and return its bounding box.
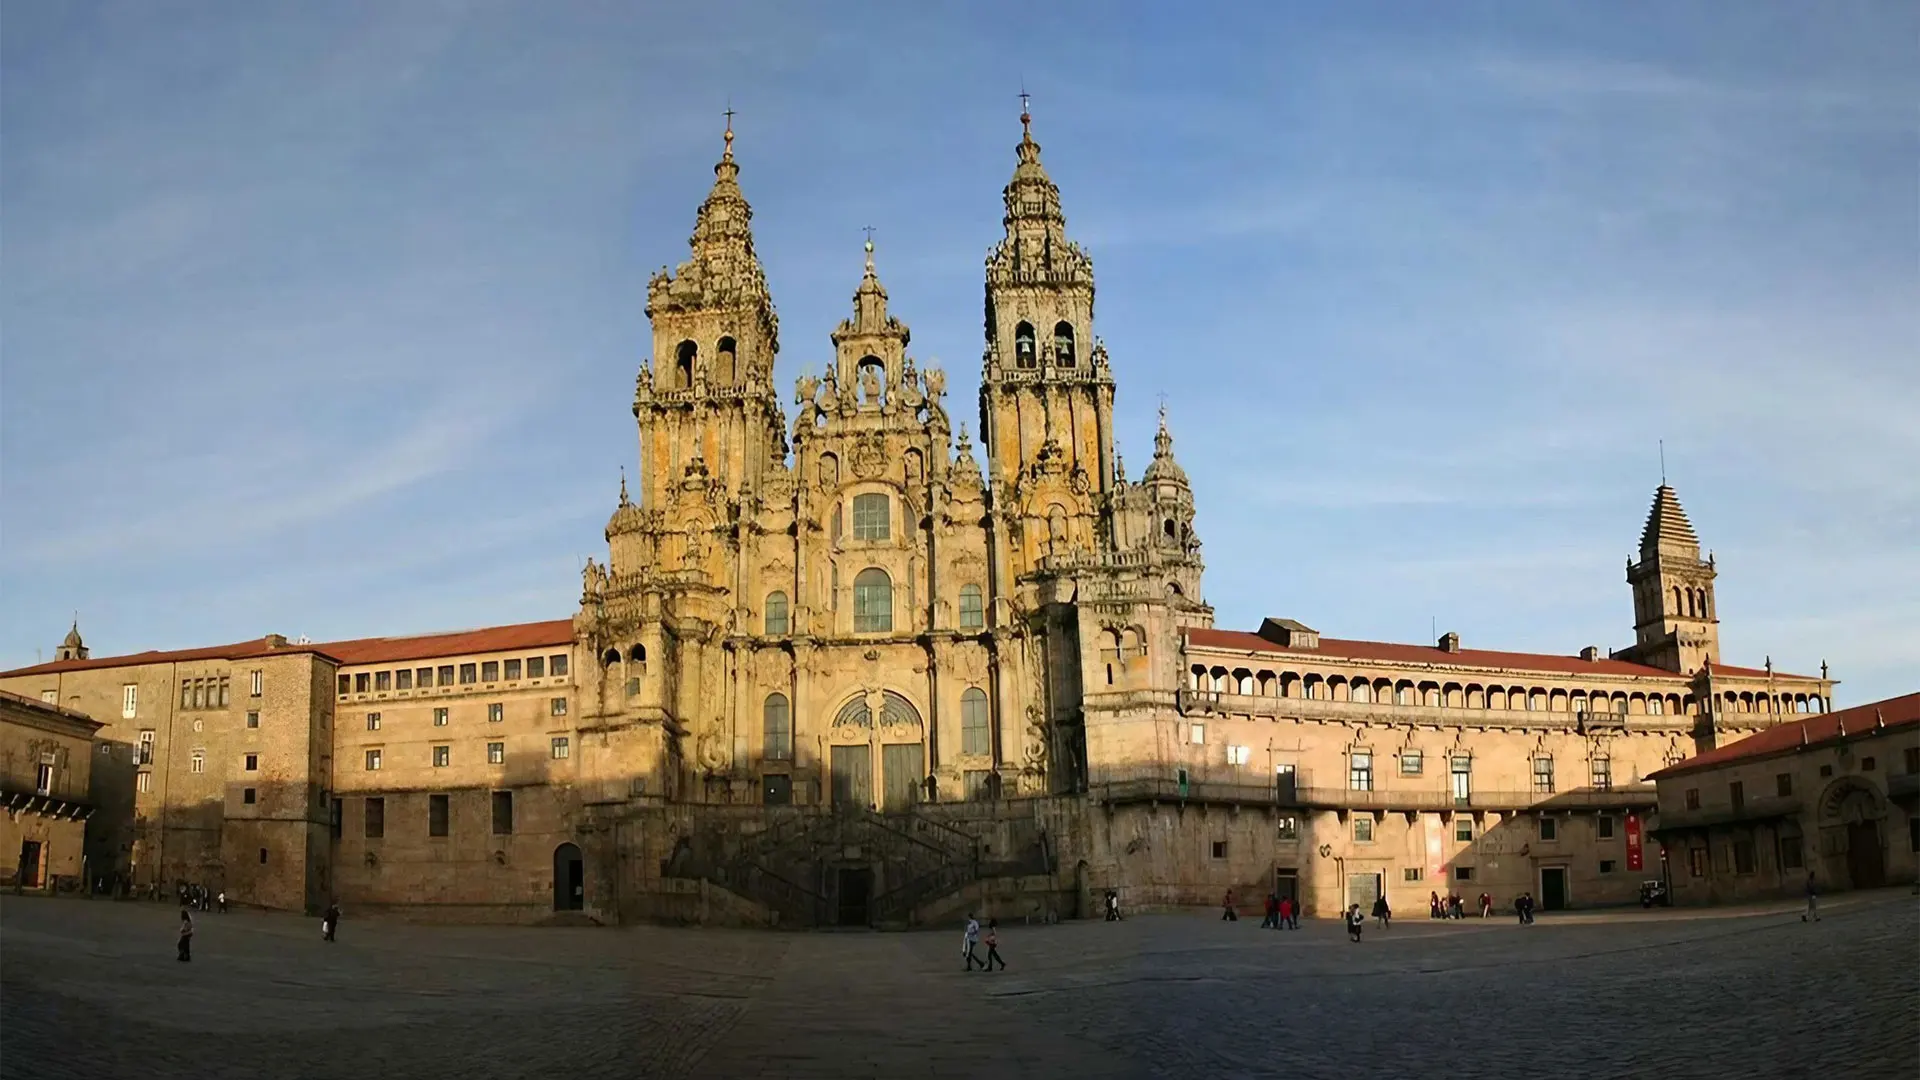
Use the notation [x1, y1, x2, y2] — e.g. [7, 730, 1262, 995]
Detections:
[1175, 688, 1689, 733]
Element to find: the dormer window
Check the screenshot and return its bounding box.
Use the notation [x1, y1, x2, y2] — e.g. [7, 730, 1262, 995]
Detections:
[1015, 322, 1036, 369]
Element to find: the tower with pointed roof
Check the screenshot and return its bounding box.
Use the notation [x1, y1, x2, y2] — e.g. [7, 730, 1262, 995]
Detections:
[1620, 484, 1720, 674]
[54, 619, 87, 662]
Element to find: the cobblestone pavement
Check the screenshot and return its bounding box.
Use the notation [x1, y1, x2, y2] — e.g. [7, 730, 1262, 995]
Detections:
[3, 891, 1915, 1079]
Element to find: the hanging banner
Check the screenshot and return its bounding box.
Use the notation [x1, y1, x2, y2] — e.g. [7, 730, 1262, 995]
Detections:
[1626, 812, 1644, 872]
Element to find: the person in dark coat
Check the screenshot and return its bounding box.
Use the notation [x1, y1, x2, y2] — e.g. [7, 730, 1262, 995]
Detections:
[176, 909, 194, 962]
[322, 901, 341, 942]
[1372, 894, 1391, 928]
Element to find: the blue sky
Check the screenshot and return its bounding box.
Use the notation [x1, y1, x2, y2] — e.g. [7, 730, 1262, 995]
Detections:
[3, 2, 1914, 703]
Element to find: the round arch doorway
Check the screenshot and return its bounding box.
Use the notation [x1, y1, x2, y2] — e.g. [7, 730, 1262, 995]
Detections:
[553, 842, 584, 912]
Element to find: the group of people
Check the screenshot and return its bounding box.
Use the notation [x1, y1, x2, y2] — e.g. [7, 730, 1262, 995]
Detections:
[1258, 892, 1301, 929]
[175, 897, 342, 963]
[962, 913, 1007, 971]
[1513, 893, 1537, 923]
[173, 882, 226, 913]
[1428, 891, 1496, 919]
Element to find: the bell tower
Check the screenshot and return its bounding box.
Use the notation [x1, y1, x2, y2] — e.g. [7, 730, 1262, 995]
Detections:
[979, 101, 1117, 580]
[1620, 484, 1720, 674]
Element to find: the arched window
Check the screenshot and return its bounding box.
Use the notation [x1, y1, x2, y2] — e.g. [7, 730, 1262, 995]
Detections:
[853, 568, 892, 632]
[1014, 322, 1037, 368]
[820, 452, 841, 492]
[958, 584, 984, 630]
[1054, 321, 1075, 366]
[1648, 696, 1664, 716]
[1686, 590, 1697, 618]
[675, 340, 697, 387]
[763, 693, 792, 761]
[627, 644, 646, 663]
[1352, 682, 1372, 704]
[960, 687, 990, 756]
[1163, 519, 1176, 542]
[764, 592, 789, 636]
[1047, 506, 1068, 554]
[852, 493, 890, 541]
[601, 648, 620, 668]
[856, 356, 886, 404]
[716, 336, 738, 383]
[625, 645, 645, 699]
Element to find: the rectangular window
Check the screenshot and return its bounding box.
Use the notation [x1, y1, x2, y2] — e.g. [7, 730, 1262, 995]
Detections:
[1226, 744, 1251, 766]
[330, 798, 343, 839]
[365, 797, 385, 839]
[367, 713, 381, 731]
[416, 667, 433, 688]
[482, 661, 499, 683]
[1349, 751, 1373, 791]
[1276, 816, 1299, 841]
[1539, 816, 1558, 841]
[528, 656, 546, 679]
[438, 665, 455, 687]
[429, 793, 449, 837]
[190, 750, 206, 773]
[374, 671, 391, 692]
[182, 681, 192, 709]
[354, 673, 370, 693]
[35, 763, 53, 795]
[192, 680, 205, 709]
[550, 654, 568, 677]
[488, 741, 505, 765]
[137, 771, 152, 794]
[432, 745, 450, 768]
[1906, 746, 1920, 774]
[550, 736, 570, 760]
[1861, 756, 1876, 772]
[852, 493, 890, 540]
[459, 663, 478, 685]
[365, 749, 382, 771]
[1453, 866, 1473, 881]
[242, 787, 256, 805]
[1400, 750, 1423, 776]
[1732, 840, 1756, 875]
[1590, 756, 1612, 791]
[1353, 817, 1374, 843]
[962, 691, 991, 756]
[958, 586, 984, 631]
[396, 669, 412, 691]
[1189, 723, 1206, 746]
[246, 711, 259, 729]
[1730, 780, 1744, 811]
[138, 730, 155, 765]
[218, 677, 230, 706]
[1211, 840, 1227, 859]
[1600, 859, 1616, 874]
[338, 674, 351, 695]
[1532, 756, 1555, 793]
[1450, 756, 1472, 805]
[434, 707, 449, 726]
[1779, 835, 1804, 870]
[1455, 819, 1474, 842]
[1403, 867, 1423, 882]
[489, 703, 505, 723]
[1685, 788, 1701, 810]
[1598, 815, 1615, 840]
[492, 790, 514, 835]
[505, 659, 522, 681]
[122, 684, 138, 719]
[41, 689, 57, 704]
[1776, 773, 1793, 798]
[550, 697, 568, 717]
[244, 753, 258, 771]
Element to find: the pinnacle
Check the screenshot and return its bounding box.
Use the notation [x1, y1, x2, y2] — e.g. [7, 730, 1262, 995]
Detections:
[1639, 484, 1701, 557]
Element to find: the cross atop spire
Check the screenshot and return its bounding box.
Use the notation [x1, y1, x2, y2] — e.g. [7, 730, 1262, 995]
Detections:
[722, 103, 735, 161]
[1019, 87, 1032, 138]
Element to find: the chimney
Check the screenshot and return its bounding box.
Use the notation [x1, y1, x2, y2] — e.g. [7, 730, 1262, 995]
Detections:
[263, 633, 289, 649]
[1580, 646, 1600, 662]
[1438, 631, 1460, 654]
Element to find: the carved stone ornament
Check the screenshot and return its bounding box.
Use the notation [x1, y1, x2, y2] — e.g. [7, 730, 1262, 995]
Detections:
[1069, 465, 1090, 495]
[850, 431, 888, 479]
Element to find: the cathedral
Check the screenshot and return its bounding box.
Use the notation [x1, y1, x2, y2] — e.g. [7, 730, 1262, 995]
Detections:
[2, 111, 1856, 925]
[571, 107, 1207, 813]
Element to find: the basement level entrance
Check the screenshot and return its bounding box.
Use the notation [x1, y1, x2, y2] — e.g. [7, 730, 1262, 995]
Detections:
[836, 867, 872, 927]
[554, 843, 584, 911]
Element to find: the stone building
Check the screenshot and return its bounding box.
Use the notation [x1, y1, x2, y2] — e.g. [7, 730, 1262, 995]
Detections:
[1, 687, 104, 891]
[1649, 692, 1919, 905]
[0, 112, 1845, 924]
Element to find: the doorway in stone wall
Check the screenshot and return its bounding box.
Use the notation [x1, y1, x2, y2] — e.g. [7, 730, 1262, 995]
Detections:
[1274, 869, 1299, 910]
[1540, 866, 1569, 911]
[17, 840, 44, 889]
[1846, 821, 1884, 889]
[553, 843, 584, 911]
[836, 866, 872, 926]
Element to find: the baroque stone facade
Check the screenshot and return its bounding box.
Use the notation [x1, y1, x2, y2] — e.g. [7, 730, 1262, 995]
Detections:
[0, 113, 1858, 924]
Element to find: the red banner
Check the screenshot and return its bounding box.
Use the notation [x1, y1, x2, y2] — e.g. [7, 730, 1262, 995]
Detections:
[1626, 813, 1644, 872]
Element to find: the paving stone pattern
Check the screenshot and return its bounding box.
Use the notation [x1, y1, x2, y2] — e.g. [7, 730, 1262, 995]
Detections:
[3, 893, 1915, 1079]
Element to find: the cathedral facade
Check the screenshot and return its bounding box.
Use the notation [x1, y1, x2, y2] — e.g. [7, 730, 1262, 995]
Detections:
[5, 114, 1872, 924]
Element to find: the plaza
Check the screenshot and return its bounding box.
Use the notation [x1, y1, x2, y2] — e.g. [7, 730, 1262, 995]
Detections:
[3, 891, 1915, 1079]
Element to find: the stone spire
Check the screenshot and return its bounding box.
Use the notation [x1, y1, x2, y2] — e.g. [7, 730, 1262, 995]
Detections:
[647, 113, 779, 353]
[990, 102, 1091, 289]
[55, 618, 87, 662]
[1142, 405, 1189, 487]
[1638, 484, 1701, 559]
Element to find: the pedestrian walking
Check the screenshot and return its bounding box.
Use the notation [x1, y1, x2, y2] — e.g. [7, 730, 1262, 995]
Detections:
[1802, 872, 1819, 922]
[1479, 892, 1493, 918]
[1346, 904, 1364, 942]
[1277, 895, 1294, 930]
[217, 890, 228, 914]
[1372, 894, 1391, 929]
[1104, 889, 1121, 922]
[963, 913, 983, 970]
[1261, 893, 1280, 930]
[984, 918, 1007, 971]
[1429, 891, 1443, 919]
[322, 901, 341, 942]
[1221, 889, 1238, 921]
[176, 909, 194, 962]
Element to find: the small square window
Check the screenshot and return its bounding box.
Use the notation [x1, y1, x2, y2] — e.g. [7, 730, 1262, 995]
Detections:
[365, 749, 382, 771]
[551, 697, 568, 717]
[1400, 750, 1424, 776]
[429, 793, 449, 837]
[550, 654, 569, 677]
[1453, 866, 1473, 881]
[432, 745, 450, 768]
[438, 665, 455, 686]
[244, 753, 258, 771]
[1539, 816, 1558, 841]
[1226, 744, 1250, 766]
[1818, 764, 1833, 778]
[1861, 756, 1876, 772]
[505, 659, 522, 681]
[1353, 817, 1374, 843]
[367, 713, 382, 731]
[1598, 815, 1615, 840]
[1454, 819, 1474, 842]
[374, 671, 391, 692]
[481, 661, 499, 683]
[1210, 840, 1227, 859]
[459, 663, 478, 685]
[1403, 867, 1423, 882]
[1684, 788, 1701, 810]
[1189, 724, 1205, 745]
[489, 703, 505, 723]
[488, 742, 505, 765]
[1599, 859, 1616, 874]
[434, 707, 449, 727]
[246, 711, 259, 729]
[528, 656, 546, 678]
[338, 675, 351, 696]
[190, 750, 206, 773]
[242, 788, 256, 805]
[1276, 816, 1298, 841]
[416, 667, 433, 688]
[551, 736, 570, 760]
[396, 669, 412, 691]
[137, 772, 152, 794]
[259, 848, 268, 864]
[354, 673, 370, 694]
[1776, 773, 1793, 797]
[365, 797, 384, 839]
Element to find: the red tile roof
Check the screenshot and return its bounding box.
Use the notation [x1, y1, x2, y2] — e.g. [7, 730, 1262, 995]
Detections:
[1186, 627, 1684, 679]
[1648, 692, 1920, 779]
[319, 620, 577, 666]
[0, 619, 578, 678]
